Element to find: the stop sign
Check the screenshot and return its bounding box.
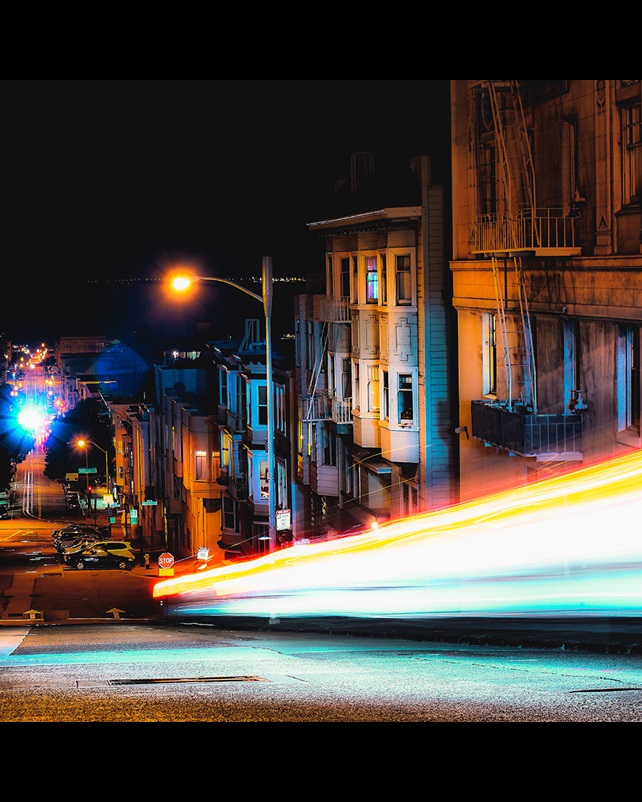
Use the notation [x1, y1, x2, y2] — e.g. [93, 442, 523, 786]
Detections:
[158, 552, 174, 569]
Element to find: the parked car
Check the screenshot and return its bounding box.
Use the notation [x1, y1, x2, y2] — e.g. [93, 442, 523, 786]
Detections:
[65, 542, 136, 570]
[57, 534, 103, 554]
[62, 539, 133, 563]
[53, 526, 108, 553]
[52, 524, 108, 539]
[65, 491, 82, 510]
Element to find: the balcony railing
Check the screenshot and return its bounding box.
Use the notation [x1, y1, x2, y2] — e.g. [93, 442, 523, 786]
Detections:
[320, 296, 351, 322]
[471, 399, 583, 461]
[471, 209, 581, 255]
[332, 396, 353, 425]
[300, 392, 353, 425]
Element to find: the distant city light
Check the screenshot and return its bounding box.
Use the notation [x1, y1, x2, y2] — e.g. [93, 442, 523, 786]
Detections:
[16, 404, 48, 434]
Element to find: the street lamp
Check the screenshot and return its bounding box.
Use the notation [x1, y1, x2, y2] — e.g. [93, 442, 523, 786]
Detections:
[170, 256, 276, 551]
[76, 439, 110, 496]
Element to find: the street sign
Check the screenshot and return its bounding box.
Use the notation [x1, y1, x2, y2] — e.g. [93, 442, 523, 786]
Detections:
[158, 552, 175, 569]
[78, 467, 97, 474]
[129, 509, 138, 523]
[141, 500, 158, 506]
[276, 509, 291, 531]
[197, 547, 209, 560]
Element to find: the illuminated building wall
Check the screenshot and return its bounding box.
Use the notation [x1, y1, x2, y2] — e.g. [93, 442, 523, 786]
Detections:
[450, 80, 642, 500]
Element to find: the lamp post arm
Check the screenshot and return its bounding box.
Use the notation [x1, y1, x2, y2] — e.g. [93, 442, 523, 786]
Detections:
[195, 276, 262, 304]
[86, 440, 110, 495]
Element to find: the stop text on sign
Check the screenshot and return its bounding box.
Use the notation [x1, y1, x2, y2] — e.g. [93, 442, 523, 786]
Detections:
[158, 552, 174, 569]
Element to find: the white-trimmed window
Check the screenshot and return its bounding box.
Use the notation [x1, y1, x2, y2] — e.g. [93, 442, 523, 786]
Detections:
[352, 256, 358, 304]
[367, 364, 380, 412]
[340, 256, 350, 298]
[397, 372, 415, 424]
[382, 369, 389, 420]
[257, 384, 268, 426]
[365, 256, 378, 304]
[274, 384, 286, 434]
[353, 361, 360, 411]
[395, 253, 412, 305]
[222, 496, 237, 531]
[380, 252, 388, 305]
[341, 357, 351, 399]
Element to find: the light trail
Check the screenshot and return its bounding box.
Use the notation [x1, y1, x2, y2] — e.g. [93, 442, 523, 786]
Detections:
[154, 449, 642, 620]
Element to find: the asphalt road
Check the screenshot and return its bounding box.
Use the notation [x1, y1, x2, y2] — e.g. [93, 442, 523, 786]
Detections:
[2, 620, 642, 724]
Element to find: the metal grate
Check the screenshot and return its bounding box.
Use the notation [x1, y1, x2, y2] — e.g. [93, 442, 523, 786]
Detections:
[109, 675, 270, 685]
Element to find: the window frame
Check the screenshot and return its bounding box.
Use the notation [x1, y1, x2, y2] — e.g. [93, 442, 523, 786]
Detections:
[622, 99, 642, 206]
[365, 254, 379, 304]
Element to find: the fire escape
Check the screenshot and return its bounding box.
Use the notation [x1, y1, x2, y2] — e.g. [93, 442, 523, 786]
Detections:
[469, 80, 583, 461]
[299, 297, 354, 427]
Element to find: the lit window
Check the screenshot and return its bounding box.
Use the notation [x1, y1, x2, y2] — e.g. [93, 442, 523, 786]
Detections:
[366, 256, 378, 304]
[195, 450, 207, 481]
[618, 325, 640, 434]
[367, 365, 380, 412]
[259, 460, 269, 498]
[398, 374, 414, 423]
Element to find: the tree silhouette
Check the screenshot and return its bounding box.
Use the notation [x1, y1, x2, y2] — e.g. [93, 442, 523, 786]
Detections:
[43, 398, 112, 484]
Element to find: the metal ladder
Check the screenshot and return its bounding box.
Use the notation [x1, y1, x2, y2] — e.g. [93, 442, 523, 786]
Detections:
[491, 255, 537, 412]
[485, 80, 537, 227]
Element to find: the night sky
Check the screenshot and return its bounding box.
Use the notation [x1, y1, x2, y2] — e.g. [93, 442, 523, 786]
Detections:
[2, 80, 451, 347]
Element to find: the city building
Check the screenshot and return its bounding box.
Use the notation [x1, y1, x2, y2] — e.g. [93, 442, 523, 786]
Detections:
[450, 80, 642, 500]
[212, 318, 297, 558]
[293, 152, 459, 537]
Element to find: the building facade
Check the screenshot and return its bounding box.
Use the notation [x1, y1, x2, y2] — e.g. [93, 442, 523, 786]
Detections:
[294, 153, 459, 538]
[450, 80, 642, 500]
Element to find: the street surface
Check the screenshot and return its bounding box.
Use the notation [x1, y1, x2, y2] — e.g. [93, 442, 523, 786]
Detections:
[2, 621, 642, 723]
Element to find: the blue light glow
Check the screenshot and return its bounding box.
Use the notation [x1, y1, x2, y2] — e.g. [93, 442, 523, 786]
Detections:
[16, 403, 48, 434]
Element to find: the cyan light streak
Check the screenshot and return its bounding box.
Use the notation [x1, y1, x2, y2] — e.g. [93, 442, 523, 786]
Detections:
[154, 449, 642, 620]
